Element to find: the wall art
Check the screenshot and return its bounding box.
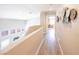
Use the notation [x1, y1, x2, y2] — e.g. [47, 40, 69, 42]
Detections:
[17, 28, 21, 32]
[68, 8, 78, 23]
[10, 29, 15, 34]
[62, 7, 69, 24]
[1, 30, 8, 36]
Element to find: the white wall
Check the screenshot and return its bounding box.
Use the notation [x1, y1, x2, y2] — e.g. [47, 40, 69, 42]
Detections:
[24, 17, 40, 34]
[0, 19, 27, 50]
[56, 5, 79, 54]
[0, 20, 27, 38]
[26, 17, 40, 27]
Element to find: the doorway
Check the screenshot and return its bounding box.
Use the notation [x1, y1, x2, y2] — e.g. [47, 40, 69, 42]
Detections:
[47, 15, 56, 40]
[48, 15, 56, 29]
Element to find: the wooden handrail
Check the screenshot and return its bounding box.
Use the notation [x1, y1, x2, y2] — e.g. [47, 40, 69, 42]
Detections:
[0, 27, 43, 54]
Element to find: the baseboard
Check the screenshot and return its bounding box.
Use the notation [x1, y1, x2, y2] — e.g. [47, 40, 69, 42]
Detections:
[35, 39, 45, 55]
[56, 38, 64, 55]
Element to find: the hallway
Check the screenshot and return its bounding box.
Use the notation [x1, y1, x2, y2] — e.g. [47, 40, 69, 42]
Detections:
[38, 28, 60, 55]
[0, 4, 79, 55]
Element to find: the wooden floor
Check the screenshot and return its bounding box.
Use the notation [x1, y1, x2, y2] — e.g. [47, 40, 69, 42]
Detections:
[38, 28, 61, 55]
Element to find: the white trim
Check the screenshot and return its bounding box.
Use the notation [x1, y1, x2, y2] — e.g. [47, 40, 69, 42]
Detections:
[56, 38, 64, 55]
[35, 38, 45, 55]
[0, 27, 43, 54]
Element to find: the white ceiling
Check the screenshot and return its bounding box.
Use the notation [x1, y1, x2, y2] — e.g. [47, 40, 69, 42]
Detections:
[0, 4, 63, 20]
[0, 4, 62, 12]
